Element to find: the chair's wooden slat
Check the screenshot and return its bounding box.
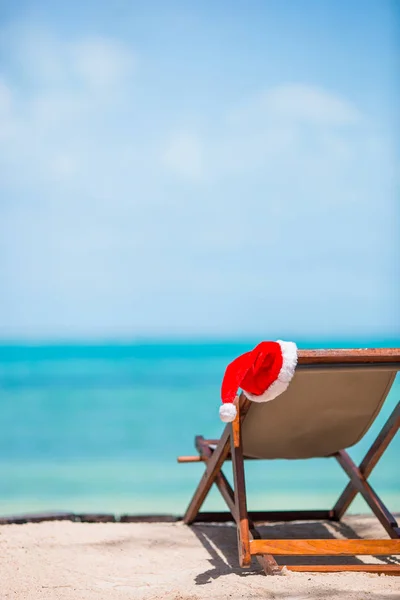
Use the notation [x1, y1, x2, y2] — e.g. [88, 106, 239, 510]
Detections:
[286, 565, 400, 575]
[297, 348, 400, 365]
[191, 510, 336, 523]
[250, 539, 400, 556]
[178, 453, 258, 462]
[177, 456, 205, 463]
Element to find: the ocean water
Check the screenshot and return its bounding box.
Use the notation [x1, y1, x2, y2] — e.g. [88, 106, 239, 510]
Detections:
[0, 341, 399, 517]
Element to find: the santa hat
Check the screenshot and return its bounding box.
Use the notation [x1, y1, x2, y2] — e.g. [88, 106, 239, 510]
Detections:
[219, 340, 298, 422]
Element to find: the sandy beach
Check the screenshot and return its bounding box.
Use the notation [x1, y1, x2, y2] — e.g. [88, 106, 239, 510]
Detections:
[1, 514, 399, 600]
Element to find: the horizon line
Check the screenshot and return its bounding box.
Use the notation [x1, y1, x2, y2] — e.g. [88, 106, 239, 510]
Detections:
[0, 335, 399, 347]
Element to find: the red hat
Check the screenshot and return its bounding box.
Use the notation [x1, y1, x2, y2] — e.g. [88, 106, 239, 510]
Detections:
[220, 340, 298, 422]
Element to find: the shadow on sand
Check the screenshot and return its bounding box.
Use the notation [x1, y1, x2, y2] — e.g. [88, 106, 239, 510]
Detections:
[189, 519, 399, 586]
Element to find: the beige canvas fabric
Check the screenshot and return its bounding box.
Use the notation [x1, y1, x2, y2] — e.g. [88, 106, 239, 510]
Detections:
[242, 367, 398, 459]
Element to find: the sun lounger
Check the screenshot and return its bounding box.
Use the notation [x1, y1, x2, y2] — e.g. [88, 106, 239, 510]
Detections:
[178, 348, 400, 575]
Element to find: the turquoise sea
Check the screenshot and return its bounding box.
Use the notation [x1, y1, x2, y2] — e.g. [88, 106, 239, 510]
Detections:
[0, 341, 399, 517]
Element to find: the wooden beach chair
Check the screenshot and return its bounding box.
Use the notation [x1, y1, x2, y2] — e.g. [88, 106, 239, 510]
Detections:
[178, 348, 400, 575]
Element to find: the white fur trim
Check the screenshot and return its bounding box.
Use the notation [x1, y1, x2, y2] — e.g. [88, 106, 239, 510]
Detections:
[244, 340, 298, 404]
[219, 403, 237, 422]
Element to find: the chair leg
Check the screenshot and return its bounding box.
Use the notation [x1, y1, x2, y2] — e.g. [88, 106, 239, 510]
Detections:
[230, 412, 282, 574]
[334, 450, 399, 538]
[230, 414, 251, 568]
[196, 436, 281, 574]
[195, 436, 237, 520]
[250, 526, 282, 575]
[183, 393, 252, 526]
[333, 401, 400, 537]
[183, 426, 231, 524]
[181, 394, 281, 573]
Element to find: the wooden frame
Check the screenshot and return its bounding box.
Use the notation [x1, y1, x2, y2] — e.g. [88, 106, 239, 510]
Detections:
[178, 348, 400, 575]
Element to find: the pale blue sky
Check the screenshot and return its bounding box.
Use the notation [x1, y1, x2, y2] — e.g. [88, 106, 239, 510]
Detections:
[0, 0, 399, 340]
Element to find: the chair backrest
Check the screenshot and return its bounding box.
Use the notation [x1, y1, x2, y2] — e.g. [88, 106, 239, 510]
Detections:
[241, 349, 400, 459]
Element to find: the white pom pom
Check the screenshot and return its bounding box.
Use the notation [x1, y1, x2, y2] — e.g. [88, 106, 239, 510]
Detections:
[219, 403, 237, 422]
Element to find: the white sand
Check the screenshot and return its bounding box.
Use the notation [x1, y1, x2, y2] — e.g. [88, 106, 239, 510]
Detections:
[1, 515, 399, 599]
